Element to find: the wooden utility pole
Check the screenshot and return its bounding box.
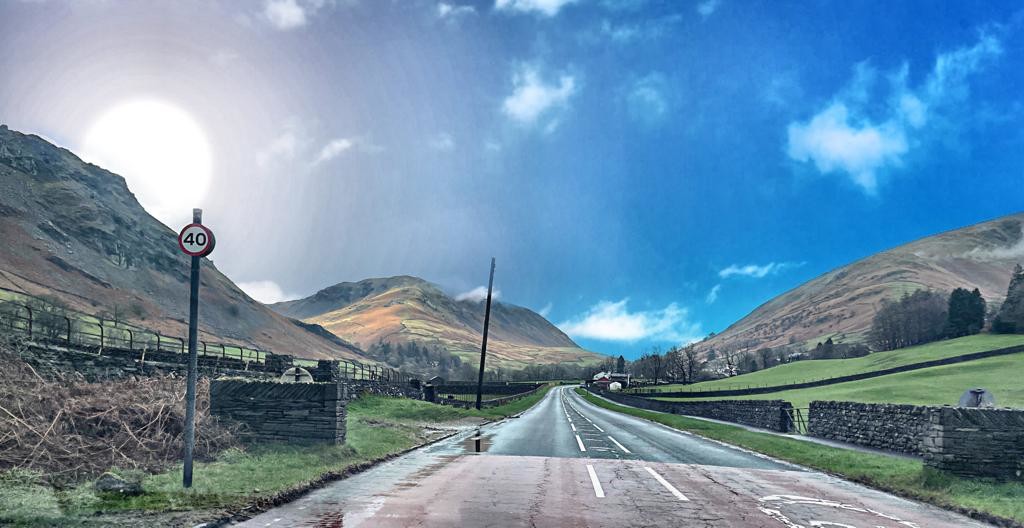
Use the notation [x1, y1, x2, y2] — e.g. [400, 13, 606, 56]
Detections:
[475, 258, 496, 410]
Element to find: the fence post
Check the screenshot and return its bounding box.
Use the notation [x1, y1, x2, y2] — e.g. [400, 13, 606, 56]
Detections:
[98, 319, 104, 354]
[179, 338, 185, 354]
[65, 316, 72, 344]
[156, 333, 161, 352]
[25, 306, 32, 339]
[127, 329, 134, 351]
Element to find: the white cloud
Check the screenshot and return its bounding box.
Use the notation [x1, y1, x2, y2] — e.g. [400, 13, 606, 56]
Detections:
[627, 73, 670, 125]
[558, 299, 701, 343]
[786, 32, 1001, 193]
[495, 0, 577, 16]
[428, 132, 456, 151]
[705, 284, 721, 304]
[438, 2, 476, 19]
[538, 302, 553, 318]
[314, 138, 354, 164]
[718, 262, 801, 279]
[787, 103, 908, 192]
[261, 0, 344, 31]
[455, 286, 501, 302]
[697, 0, 720, 18]
[965, 234, 1024, 261]
[238, 280, 297, 304]
[259, 125, 380, 169]
[502, 65, 577, 128]
[590, 14, 682, 44]
[263, 0, 308, 30]
[257, 127, 303, 168]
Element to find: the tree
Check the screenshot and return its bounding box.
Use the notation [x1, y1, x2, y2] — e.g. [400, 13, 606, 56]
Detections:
[615, 355, 625, 373]
[869, 290, 948, 351]
[993, 264, 1024, 334]
[945, 287, 986, 338]
[682, 344, 701, 383]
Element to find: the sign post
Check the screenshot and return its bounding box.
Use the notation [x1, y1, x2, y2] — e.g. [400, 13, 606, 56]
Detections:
[177, 209, 215, 488]
[475, 257, 496, 410]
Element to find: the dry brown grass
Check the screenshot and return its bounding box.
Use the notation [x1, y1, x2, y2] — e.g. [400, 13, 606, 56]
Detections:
[0, 338, 238, 484]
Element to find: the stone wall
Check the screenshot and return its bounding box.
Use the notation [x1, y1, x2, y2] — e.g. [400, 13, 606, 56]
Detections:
[346, 379, 423, 399]
[18, 343, 273, 382]
[808, 401, 932, 455]
[589, 388, 794, 432]
[923, 406, 1024, 480]
[210, 380, 347, 444]
[434, 382, 543, 396]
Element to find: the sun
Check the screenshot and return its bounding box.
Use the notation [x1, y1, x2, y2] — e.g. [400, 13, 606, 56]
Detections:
[81, 99, 213, 227]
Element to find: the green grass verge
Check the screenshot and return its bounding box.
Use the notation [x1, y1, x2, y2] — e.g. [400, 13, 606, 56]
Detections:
[0, 389, 551, 526]
[659, 352, 1024, 409]
[576, 388, 1024, 524]
[646, 334, 1024, 394]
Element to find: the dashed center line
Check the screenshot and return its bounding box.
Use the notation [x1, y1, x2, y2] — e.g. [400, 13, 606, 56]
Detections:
[586, 465, 604, 498]
[607, 435, 631, 453]
[571, 423, 577, 432]
[644, 467, 689, 501]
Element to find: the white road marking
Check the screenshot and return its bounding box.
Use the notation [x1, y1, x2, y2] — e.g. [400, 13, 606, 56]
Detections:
[607, 435, 631, 453]
[644, 467, 689, 501]
[592, 422, 605, 432]
[586, 464, 605, 498]
[571, 423, 577, 432]
[575, 434, 587, 452]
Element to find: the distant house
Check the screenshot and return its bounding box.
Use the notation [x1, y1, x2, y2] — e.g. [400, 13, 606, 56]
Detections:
[592, 371, 630, 389]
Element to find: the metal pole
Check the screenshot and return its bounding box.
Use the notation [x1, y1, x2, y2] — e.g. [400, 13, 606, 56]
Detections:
[182, 209, 202, 488]
[475, 257, 496, 410]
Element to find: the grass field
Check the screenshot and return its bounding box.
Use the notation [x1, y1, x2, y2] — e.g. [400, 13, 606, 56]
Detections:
[643, 334, 1024, 394]
[659, 352, 1024, 409]
[576, 389, 1024, 525]
[0, 389, 551, 526]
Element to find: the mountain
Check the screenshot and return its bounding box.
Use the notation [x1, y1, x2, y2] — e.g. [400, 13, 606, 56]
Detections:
[270, 276, 606, 369]
[698, 212, 1024, 356]
[0, 125, 367, 361]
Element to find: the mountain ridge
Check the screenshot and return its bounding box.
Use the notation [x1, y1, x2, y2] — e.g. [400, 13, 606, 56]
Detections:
[698, 212, 1024, 356]
[270, 275, 605, 369]
[0, 125, 368, 362]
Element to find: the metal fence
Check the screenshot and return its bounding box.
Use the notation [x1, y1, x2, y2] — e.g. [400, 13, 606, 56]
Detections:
[0, 288, 422, 383]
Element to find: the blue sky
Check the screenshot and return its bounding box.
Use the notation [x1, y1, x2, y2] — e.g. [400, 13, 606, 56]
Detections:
[2, 0, 1023, 359]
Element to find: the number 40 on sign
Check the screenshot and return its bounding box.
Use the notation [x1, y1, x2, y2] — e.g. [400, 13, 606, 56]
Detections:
[177, 223, 215, 257]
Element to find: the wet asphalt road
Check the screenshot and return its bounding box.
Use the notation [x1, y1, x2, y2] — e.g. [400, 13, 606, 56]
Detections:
[237, 386, 994, 528]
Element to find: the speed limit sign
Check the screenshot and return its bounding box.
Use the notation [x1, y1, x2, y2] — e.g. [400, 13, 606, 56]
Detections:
[177, 223, 215, 257]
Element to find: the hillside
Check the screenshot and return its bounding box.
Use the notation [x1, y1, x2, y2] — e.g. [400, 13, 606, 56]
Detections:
[698, 212, 1024, 356]
[661, 351, 1024, 409]
[0, 125, 366, 361]
[271, 276, 606, 369]
[650, 334, 1024, 394]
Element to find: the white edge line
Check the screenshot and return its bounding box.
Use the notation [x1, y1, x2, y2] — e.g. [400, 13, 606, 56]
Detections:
[586, 464, 605, 498]
[607, 435, 631, 453]
[571, 423, 577, 432]
[592, 423, 604, 433]
[644, 466, 689, 501]
[575, 434, 587, 452]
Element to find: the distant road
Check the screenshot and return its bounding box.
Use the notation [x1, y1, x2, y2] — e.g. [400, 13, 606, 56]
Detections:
[239, 387, 992, 527]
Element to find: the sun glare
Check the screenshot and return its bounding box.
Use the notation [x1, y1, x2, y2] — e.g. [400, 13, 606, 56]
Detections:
[81, 99, 213, 227]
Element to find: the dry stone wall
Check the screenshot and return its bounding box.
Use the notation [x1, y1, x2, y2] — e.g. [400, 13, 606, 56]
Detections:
[589, 388, 794, 432]
[923, 406, 1024, 480]
[210, 380, 347, 444]
[808, 401, 932, 455]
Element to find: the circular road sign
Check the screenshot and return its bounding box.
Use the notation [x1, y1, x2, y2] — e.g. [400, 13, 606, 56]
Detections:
[178, 223, 216, 257]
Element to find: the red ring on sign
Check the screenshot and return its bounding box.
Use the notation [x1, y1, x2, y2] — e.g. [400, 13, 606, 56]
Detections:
[177, 223, 216, 257]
